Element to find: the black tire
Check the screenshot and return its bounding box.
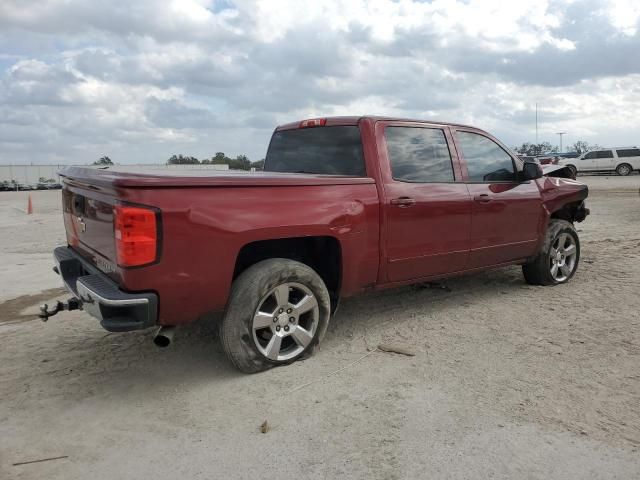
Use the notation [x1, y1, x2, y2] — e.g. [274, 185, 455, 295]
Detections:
[566, 165, 577, 178]
[616, 163, 632, 176]
[220, 258, 331, 373]
[522, 219, 580, 286]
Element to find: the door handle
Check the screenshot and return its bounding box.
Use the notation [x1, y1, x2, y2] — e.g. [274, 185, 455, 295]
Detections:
[473, 194, 492, 203]
[390, 197, 416, 207]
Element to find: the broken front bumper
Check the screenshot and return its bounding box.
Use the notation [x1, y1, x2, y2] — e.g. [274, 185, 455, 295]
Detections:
[53, 246, 158, 332]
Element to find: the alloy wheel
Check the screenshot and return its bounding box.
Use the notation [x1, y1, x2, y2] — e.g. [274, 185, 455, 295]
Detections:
[252, 282, 319, 361]
[549, 233, 577, 282]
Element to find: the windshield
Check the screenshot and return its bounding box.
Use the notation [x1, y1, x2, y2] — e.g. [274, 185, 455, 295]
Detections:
[264, 126, 366, 176]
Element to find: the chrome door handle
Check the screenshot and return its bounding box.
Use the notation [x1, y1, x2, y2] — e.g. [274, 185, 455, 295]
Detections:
[390, 197, 416, 207]
[474, 194, 492, 203]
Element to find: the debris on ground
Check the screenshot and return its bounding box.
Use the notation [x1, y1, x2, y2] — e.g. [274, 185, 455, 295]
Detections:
[260, 420, 270, 434]
[377, 343, 416, 356]
[13, 455, 69, 466]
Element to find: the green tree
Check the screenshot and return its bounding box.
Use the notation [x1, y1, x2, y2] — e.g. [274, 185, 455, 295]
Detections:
[167, 154, 200, 165]
[514, 142, 558, 156]
[250, 159, 265, 170]
[229, 154, 251, 170]
[93, 156, 114, 166]
[211, 152, 230, 164]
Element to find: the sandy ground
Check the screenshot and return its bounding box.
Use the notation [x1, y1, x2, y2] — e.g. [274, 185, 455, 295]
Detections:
[1, 175, 639, 479]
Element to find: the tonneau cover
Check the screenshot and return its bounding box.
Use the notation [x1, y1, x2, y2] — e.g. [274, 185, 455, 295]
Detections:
[58, 166, 375, 188]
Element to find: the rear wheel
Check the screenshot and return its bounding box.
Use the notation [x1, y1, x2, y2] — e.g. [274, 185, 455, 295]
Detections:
[220, 258, 330, 373]
[616, 163, 632, 176]
[566, 165, 577, 178]
[523, 219, 580, 286]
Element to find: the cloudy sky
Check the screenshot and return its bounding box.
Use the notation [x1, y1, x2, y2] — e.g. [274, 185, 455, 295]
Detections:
[1, 0, 639, 165]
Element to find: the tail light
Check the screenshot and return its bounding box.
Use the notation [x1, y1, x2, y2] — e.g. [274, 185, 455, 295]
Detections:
[299, 118, 327, 128]
[114, 205, 159, 267]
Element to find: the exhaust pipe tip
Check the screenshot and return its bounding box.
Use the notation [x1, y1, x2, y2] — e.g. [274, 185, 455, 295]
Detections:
[154, 326, 176, 348]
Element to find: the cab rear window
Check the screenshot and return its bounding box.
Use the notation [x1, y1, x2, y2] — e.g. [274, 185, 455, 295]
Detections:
[265, 126, 366, 176]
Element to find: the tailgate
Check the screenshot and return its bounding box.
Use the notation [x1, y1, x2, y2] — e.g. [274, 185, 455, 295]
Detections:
[62, 183, 118, 274]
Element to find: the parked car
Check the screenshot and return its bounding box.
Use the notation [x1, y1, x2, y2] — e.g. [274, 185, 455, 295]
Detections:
[535, 155, 558, 165]
[556, 152, 580, 159]
[559, 147, 640, 176]
[45, 116, 589, 373]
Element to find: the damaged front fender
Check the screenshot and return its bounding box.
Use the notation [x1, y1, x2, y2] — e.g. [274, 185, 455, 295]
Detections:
[536, 175, 590, 223]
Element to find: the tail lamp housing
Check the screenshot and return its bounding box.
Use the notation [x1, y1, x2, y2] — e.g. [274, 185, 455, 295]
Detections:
[114, 204, 159, 267]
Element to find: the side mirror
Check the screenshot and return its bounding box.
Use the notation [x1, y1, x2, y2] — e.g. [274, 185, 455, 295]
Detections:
[522, 161, 543, 181]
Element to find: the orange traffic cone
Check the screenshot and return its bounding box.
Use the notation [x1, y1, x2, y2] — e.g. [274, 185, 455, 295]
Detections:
[27, 194, 33, 215]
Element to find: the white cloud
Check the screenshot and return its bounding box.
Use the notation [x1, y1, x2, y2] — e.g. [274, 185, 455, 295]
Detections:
[0, 0, 639, 164]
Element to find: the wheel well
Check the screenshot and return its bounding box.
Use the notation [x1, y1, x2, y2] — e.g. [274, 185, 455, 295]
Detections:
[550, 201, 587, 223]
[233, 237, 342, 311]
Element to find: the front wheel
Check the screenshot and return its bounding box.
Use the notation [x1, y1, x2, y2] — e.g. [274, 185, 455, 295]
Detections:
[220, 258, 331, 373]
[523, 219, 580, 286]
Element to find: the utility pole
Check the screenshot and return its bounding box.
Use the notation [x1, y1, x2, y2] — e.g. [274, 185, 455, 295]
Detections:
[555, 132, 567, 153]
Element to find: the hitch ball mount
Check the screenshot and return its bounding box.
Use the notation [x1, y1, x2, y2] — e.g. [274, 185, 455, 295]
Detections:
[39, 298, 82, 321]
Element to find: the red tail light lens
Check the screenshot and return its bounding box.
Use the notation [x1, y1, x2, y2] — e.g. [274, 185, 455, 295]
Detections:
[114, 205, 158, 267]
[299, 118, 327, 128]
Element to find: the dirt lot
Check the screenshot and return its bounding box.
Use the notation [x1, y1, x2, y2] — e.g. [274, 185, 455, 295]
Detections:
[1, 175, 639, 479]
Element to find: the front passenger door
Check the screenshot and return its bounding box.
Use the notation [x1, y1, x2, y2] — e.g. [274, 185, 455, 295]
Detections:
[453, 130, 543, 268]
[579, 151, 598, 171]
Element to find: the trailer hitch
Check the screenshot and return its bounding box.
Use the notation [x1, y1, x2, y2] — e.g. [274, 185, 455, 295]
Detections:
[39, 298, 82, 321]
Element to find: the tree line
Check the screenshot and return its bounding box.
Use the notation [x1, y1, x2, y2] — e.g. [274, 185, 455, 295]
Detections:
[167, 153, 264, 170]
[513, 140, 602, 156]
[91, 154, 264, 170]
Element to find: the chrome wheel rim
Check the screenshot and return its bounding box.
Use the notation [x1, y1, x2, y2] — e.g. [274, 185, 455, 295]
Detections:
[252, 282, 319, 361]
[549, 233, 577, 282]
[618, 165, 630, 175]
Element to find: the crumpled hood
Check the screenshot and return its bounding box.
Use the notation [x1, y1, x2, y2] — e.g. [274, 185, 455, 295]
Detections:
[541, 163, 575, 178]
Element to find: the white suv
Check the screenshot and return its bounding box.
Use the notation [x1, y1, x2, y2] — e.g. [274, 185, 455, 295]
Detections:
[560, 147, 640, 176]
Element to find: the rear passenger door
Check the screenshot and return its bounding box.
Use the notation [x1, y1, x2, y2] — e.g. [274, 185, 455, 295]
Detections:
[580, 150, 613, 171]
[452, 129, 543, 268]
[377, 122, 472, 283]
[594, 150, 615, 170]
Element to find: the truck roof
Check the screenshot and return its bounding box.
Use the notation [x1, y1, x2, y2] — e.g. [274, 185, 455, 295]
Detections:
[275, 116, 477, 131]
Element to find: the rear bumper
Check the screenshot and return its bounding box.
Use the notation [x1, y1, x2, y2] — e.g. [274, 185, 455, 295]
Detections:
[54, 246, 158, 332]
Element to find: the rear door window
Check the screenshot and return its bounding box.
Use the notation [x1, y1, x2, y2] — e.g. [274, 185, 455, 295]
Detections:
[265, 126, 366, 176]
[596, 150, 614, 159]
[456, 131, 517, 182]
[616, 148, 640, 158]
[385, 127, 454, 182]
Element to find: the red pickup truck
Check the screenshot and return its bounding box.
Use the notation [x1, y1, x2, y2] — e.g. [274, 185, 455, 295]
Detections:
[47, 116, 589, 372]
